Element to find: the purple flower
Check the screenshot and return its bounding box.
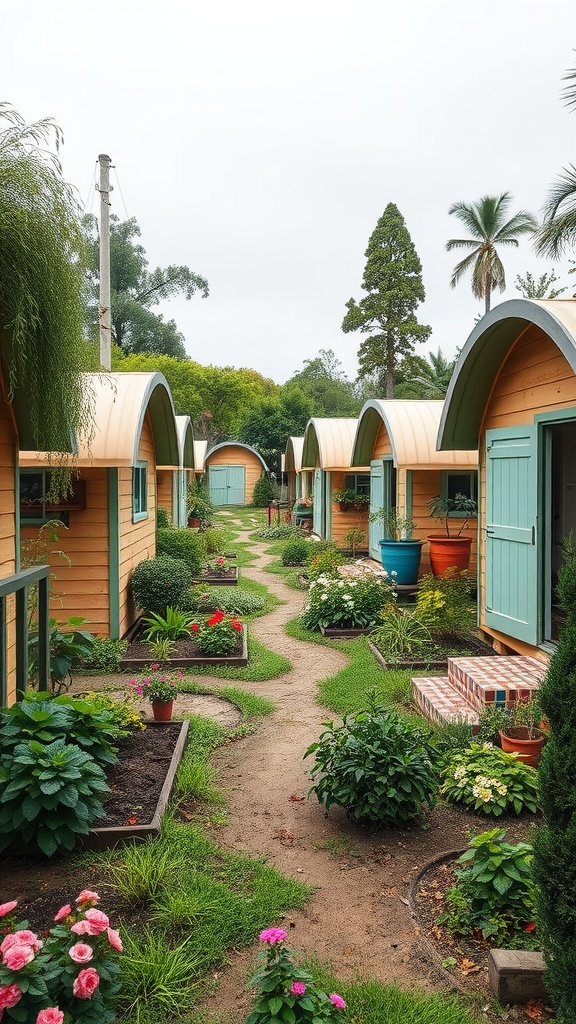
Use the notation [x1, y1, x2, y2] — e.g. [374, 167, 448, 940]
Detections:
[258, 927, 287, 945]
[329, 993, 346, 1009]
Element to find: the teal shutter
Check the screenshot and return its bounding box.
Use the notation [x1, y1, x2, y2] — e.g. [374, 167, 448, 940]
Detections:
[485, 426, 538, 645]
[313, 469, 324, 537]
[369, 461, 384, 559]
[227, 466, 245, 504]
[209, 466, 228, 505]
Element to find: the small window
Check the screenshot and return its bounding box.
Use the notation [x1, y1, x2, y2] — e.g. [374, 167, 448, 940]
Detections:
[442, 471, 478, 514]
[344, 473, 371, 497]
[20, 469, 67, 525]
[132, 462, 148, 522]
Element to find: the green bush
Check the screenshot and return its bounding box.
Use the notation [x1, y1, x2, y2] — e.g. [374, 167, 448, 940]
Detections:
[157, 527, 203, 576]
[187, 479, 214, 523]
[301, 572, 393, 631]
[440, 742, 539, 816]
[157, 507, 171, 530]
[187, 587, 265, 615]
[306, 546, 345, 581]
[201, 527, 227, 554]
[252, 475, 274, 507]
[281, 536, 311, 566]
[81, 636, 128, 673]
[0, 692, 121, 767]
[195, 611, 244, 656]
[131, 554, 193, 615]
[415, 569, 474, 641]
[305, 696, 437, 826]
[256, 524, 304, 540]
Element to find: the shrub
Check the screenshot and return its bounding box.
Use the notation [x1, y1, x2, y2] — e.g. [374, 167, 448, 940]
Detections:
[369, 607, 432, 662]
[131, 555, 192, 615]
[438, 828, 536, 944]
[415, 569, 474, 640]
[187, 479, 214, 523]
[305, 695, 437, 826]
[256, 524, 304, 540]
[440, 742, 539, 816]
[29, 616, 95, 695]
[194, 610, 244, 656]
[157, 527, 203, 576]
[187, 587, 265, 615]
[0, 738, 109, 855]
[306, 548, 345, 581]
[301, 573, 393, 632]
[80, 637, 128, 673]
[156, 506, 171, 530]
[79, 691, 145, 732]
[0, 693, 121, 767]
[281, 536, 311, 566]
[200, 527, 227, 554]
[252, 475, 274, 507]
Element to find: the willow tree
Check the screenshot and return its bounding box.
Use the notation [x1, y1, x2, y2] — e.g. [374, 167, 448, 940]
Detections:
[0, 103, 91, 451]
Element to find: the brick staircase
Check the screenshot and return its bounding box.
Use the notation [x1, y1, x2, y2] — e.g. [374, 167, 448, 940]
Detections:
[412, 656, 545, 728]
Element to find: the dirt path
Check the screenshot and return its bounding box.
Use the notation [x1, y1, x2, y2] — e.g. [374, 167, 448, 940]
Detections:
[198, 520, 480, 1020]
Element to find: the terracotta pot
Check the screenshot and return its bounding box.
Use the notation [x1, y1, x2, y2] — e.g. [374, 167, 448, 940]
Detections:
[151, 700, 174, 722]
[427, 535, 472, 576]
[188, 516, 201, 529]
[499, 727, 546, 767]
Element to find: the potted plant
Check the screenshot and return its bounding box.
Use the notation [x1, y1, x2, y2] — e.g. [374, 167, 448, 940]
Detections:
[332, 488, 370, 512]
[129, 671, 180, 721]
[427, 493, 477, 575]
[186, 481, 213, 529]
[369, 508, 423, 585]
[499, 696, 546, 768]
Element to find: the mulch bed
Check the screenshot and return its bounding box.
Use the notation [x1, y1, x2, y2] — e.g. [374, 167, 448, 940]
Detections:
[119, 629, 248, 669]
[102, 722, 183, 828]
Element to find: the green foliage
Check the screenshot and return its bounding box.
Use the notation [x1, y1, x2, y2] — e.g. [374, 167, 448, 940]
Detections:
[301, 572, 393, 631]
[78, 690, 145, 732]
[80, 636, 128, 673]
[238, 392, 313, 476]
[0, 737, 109, 855]
[28, 616, 96, 695]
[415, 569, 474, 639]
[143, 606, 194, 640]
[201, 527, 227, 554]
[245, 933, 346, 1023]
[515, 269, 566, 299]
[341, 203, 431, 398]
[156, 506, 171, 529]
[369, 508, 416, 540]
[252, 475, 274, 508]
[0, 104, 90, 452]
[428, 493, 477, 538]
[282, 348, 360, 418]
[131, 554, 193, 615]
[187, 479, 214, 523]
[256, 524, 304, 540]
[440, 743, 539, 816]
[475, 703, 508, 745]
[109, 838, 179, 903]
[282, 536, 311, 565]
[429, 719, 474, 761]
[395, 347, 456, 400]
[305, 695, 437, 826]
[344, 528, 365, 557]
[187, 586, 266, 616]
[0, 692, 121, 766]
[305, 546, 345, 581]
[145, 636, 177, 662]
[438, 828, 535, 943]
[533, 547, 576, 1022]
[369, 608, 432, 662]
[118, 929, 202, 1016]
[332, 488, 370, 507]
[195, 612, 244, 656]
[157, 526, 203, 575]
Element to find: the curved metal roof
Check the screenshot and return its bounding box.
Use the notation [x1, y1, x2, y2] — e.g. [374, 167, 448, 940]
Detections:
[351, 399, 477, 470]
[284, 436, 304, 473]
[205, 441, 269, 472]
[158, 415, 194, 470]
[438, 298, 576, 451]
[301, 418, 369, 470]
[21, 372, 180, 468]
[193, 439, 208, 472]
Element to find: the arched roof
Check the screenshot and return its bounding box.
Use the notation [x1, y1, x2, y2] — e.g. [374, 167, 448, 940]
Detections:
[285, 436, 304, 473]
[158, 415, 194, 470]
[351, 400, 477, 470]
[193, 439, 208, 472]
[438, 298, 576, 451]
[301, 418, 369, 470]
[21, 372, 179, 468]
[205, 441, 269, 472]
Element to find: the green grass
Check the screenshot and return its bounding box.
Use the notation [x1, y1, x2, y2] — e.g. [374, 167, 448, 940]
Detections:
[217, 686, 275, 718]
[186, 633, 291, 681]
[238, 574, 284, 615]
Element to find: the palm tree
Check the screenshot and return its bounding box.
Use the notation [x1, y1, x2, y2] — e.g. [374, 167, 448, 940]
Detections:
[447, 193, 537, 314]
[395, 348, 455, 399]
[535, 61, 576, 257]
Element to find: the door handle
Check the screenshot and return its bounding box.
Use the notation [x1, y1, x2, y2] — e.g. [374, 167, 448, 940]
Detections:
[486, 528, 494, 535]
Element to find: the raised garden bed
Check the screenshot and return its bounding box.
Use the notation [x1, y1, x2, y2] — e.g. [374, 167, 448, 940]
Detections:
[84, 719, 189, 850]
[320, 625, 372, 638]
[119, 625, 248, 669]
[194, 566, 239, 586]
[368, 635, 497, 671]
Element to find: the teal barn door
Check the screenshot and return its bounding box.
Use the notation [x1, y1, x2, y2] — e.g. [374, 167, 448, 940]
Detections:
[485, 426, 538, 645]
[227, 465, 245, 504]
[369, 461, 384, 559]
[209, 465, 246, 505]
[313, 469, 324, 537]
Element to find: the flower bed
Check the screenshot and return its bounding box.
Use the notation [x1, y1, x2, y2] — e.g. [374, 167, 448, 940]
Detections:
[119, 625, 248, 669]
[195, 565, 239, 586]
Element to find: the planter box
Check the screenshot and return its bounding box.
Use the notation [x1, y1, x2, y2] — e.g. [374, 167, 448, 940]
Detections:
[194, 566, 239, 586]
[83, 720, 189, 850]
[320, 626, 372, 638]
[368, 636, 497, 672]
[120, 625, 248, 670]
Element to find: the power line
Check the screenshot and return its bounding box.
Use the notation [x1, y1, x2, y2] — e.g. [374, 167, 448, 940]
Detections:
[111, 164, 129, 219]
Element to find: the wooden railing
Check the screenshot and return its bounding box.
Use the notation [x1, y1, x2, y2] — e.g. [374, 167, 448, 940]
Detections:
[0, 565, 50, 704]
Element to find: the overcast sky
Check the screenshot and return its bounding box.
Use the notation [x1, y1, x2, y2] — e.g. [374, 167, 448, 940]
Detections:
[5, 1, 576, 384]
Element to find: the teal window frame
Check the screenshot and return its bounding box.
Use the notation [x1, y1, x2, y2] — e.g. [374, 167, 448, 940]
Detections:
[132, 461, 148, 522]
[344, 472, 370, 496]
[20, 468, 67, 526]
[441, 470, 478, 516]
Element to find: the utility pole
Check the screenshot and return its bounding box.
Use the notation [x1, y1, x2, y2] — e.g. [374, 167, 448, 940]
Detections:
[97, 154, 112, 370]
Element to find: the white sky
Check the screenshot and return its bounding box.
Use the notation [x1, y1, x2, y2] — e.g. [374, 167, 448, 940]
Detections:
[5, 0, 576, 383]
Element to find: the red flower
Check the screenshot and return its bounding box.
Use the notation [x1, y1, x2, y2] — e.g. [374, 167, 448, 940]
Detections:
[206, 610, 225, 627]
[191, 623, 199, 632]
[524, 922, 537, 933]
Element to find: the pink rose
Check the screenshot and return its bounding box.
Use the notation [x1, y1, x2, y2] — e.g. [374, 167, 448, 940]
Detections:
[70, 920, 91, 936]
[0, 903, 17, 919]
[53, 904, 72, 923]
[83, 909, 109, 934]
[0, 983, 22, 1010]
[329, 993, 346, 1009]
[75, 890, 99, 907]
[69, 942, 94, 964]
[1, 930, 41, 955]
[72, 967, 100, 999]
[3, 944, 35, 971]
[106, 927, 123, 952]
[291, 981, 306, 995]
[36, 1009, 64, 1024]
[258, 927, 287, 945]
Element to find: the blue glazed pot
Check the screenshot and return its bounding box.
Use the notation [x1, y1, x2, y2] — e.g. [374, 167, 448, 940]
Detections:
[378, 539, 423, 585]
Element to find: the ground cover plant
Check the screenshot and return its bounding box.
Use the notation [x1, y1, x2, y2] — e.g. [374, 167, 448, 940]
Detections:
[281, 535, 311, 566]
[187, 586, 266, 616]
[440, 742, 539, 816]
[301, 572, 394, 632]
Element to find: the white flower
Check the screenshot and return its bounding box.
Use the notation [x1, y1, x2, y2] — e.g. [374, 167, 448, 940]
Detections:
[320, 594, 328, 601]
[453, 766, 466, 780]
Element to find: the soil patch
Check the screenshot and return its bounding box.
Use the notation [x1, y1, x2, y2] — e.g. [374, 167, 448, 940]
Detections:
[101, 722, 183, 828]
[120, 627, 247, 669]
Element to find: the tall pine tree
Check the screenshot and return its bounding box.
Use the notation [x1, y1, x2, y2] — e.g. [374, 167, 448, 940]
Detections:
[341, 204, 431, 398]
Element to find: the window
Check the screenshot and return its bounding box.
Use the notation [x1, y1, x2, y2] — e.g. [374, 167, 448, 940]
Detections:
[344, 473, 371, 496]
[442, 471, 478, 513]
[132, 462, 148, 522]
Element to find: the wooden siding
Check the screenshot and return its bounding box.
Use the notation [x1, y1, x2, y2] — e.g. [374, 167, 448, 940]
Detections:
[21, 469, 111, 637]
[206, 446, 263, 504]
[410, 469, 477, 577]
[329, 470, 369, 547]
[157, 470, 173, 522]
[0, 385, 17, 704]
[373, 421, 393, 460]
[119, 412, 157, 637]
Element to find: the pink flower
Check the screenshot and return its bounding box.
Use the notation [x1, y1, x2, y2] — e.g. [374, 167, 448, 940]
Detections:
[1, 930, 41, 955]
[36, 1009, 64, 1024]
[84, 909, 109, 934]
[70, 921, 91, 936]
[329, 993, 346, 1009]
[75, 890, 99, 908]
[258, 927, 287, 945]
[0, 983, 22, 1010]
[0, 903, 17, 919]
[3, 944, 35, 971]
[69, 942, 94, 964]
[53, 904, 72, 923]
[291, 981, 306, 996]
[72, 967, 100, 999]
[106, 927, 123, 952]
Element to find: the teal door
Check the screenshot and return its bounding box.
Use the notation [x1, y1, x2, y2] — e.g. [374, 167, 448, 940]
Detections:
[313, 469, 324, 537]
[369, 461, 384, 559]
[209, 465, 245, 506]
[485, 426, 538, 645]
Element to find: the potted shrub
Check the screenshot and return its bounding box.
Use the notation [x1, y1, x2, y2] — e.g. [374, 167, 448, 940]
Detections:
[427, 493, 477, 575]
[332, 488, 370, 512]
[369, 508, 423, 585]
[129, 671, 180, 721]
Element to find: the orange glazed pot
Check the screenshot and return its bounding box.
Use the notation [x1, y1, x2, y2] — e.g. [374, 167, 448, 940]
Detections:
[151, 700, 174, 722]
[427, 536, 472, 576]
[499, 727, 546, 768]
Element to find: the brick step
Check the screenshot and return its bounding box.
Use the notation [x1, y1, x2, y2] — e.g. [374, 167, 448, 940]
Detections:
[412, 675, 479, 727]
[446, 656, 545, 713]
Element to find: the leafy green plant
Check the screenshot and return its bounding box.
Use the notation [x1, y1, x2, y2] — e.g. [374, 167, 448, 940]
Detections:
[200, 527, 227, 554]
[344, 528, 365, 557]
[28, 616, 95, 695]
[143, 606, 194, 640]
[157, 526, 203, 575]
[146, 636, 177, 662]
[368, 508, 416, 540]
[332, 487, 370, 508]
[437, 828, 535, 943]
[282, 536, 311, 566]
[475, 703, 508, 745]
[369, 607, 432, 662]
[0, 737, 109, 856]
[187, 479, 214, 523]
[118, 929, 202, 1017]
[305, 695, 437, 826]
[428, 493, 477, 537]
[79, 636, 128, 673]
[0, 693, 121, 766]
[187, 587, 265, 616]
[306, 546, 345, 581]
[256, 524, 304, 540]
[440, 742, 539, 816]
[252, 475, 274, 508]
[129, 671, 181, 704]
[156, 506, 171, 530]
[195, 610, 244, 656]
[301, 573, 393, 631]
[415, 569, 474, 640]
[79, 690, 145, 732]
[131, 554, 193, 615]
[203, 555, 232, 575]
